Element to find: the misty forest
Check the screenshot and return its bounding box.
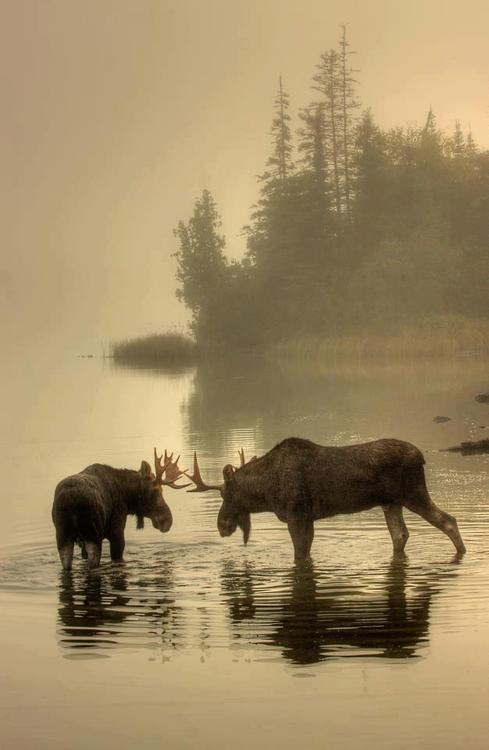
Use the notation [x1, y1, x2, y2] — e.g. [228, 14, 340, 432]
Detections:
[174, 28, 488, 351]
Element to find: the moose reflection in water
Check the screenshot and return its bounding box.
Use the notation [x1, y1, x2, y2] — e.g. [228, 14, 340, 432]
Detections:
[57, 559, 182, 655]
[52, 449, 188, 570]
[187, 438, 466, 561]
[220, 558, 455, 664]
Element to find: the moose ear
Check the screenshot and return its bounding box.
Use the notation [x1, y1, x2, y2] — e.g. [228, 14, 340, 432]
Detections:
[140, 460, 152, 479]
[222, 464, 236, 484]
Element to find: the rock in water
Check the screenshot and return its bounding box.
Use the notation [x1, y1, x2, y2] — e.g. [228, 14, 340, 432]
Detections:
[442, 439, 489, 455]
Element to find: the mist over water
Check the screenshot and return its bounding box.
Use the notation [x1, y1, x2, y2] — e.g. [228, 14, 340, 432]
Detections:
[1, 348, 489, 748]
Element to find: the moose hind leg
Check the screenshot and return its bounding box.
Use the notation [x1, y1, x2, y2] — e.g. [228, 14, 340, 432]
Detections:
[383, 504, 409, 556]
[84, 541, 102, 570]
[405, 490, 466, 555]
[57, 541, 75, 571]
[287, 519, 314, 562]
[56, 529, 75, 571]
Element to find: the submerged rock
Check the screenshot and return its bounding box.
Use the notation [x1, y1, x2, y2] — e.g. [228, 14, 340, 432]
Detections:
[442, 439, 489, 455]
[433, 416, 451, 423]
[475, 393, 489, 403]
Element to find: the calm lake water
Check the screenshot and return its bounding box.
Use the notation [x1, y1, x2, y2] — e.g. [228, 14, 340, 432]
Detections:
[1, 345, 489, 749]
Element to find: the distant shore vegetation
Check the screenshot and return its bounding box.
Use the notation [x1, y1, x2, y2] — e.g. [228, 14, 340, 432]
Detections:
[111, 333, 198, 368]
[274, 316, 489, 363]
[171, 27, 489, 354]
[112, 314, 489, 369]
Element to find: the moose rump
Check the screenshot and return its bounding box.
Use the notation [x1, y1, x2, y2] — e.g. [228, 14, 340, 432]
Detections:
[52, 472, 111, 570]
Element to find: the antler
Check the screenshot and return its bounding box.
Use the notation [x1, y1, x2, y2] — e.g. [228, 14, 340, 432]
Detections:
[185, 452, 224, 493]
[154, 448, 192, 489]
[238, 448, 257, 467]
[154, 447, 167, 484]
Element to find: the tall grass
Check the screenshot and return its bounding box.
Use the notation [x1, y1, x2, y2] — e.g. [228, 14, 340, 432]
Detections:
[111, 332, 197, 368]
[272, 316, 489, 365]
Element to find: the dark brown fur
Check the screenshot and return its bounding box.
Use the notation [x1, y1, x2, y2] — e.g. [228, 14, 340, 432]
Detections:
[52, 461, 172, 570]
[216, 437, 466, 561]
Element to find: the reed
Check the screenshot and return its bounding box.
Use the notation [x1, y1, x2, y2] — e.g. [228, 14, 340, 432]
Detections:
[272, 317, 489, 365]
[111, 332, 198, 368]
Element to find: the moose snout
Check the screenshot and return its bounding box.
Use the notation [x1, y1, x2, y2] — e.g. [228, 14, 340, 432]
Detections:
[152, 512, 173, 533]
[217, 517, 236, 537]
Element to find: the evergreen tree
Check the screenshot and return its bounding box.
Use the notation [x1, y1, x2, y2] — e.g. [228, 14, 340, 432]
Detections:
[338, 24, 360, 218]
[450, 120, 466, 157]
[313, 49, 343, 214]
[173, 189, 228, 341]
[262, 76, 294, 193]
[297, 104, 332, 235]
[352, 109, 389, 249]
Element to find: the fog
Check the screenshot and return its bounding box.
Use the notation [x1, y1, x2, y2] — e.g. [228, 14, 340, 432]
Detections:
[2, 0, 489, 351]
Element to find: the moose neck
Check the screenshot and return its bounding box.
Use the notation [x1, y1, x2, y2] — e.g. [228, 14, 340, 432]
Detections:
[236, 466, 269, 513]
[111, 468, 148, 516]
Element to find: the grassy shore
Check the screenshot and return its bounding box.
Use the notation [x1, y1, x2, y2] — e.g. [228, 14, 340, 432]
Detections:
[273, 317, 489, 364]
[111, 317, 489, 369]
[111, 332, 198, 368]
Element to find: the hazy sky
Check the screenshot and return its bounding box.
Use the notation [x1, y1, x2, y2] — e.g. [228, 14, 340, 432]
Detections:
[2, 0, 489, 350]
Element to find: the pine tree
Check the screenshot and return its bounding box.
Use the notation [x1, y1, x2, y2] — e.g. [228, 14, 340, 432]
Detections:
[262, 76, 294, 193]
[313, 49, 343, 214]
[352, 109, 388, 248]
[338, 24, 359, 218]
[297, 104, 330, 210]
[173, 189, 227, 340]
[450, 120, 465, 157]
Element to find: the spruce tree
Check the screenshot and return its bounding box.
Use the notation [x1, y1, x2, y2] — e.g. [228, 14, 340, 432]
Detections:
[173, 189, 227, 340]
[338, 24, 359, 218]
[313, 49, 343, 214]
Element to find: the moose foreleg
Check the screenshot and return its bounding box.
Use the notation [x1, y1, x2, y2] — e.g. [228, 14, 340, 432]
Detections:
[287, 518, 314, 562]
[109, 534, 125, 563]
[383, 504, 409, 556]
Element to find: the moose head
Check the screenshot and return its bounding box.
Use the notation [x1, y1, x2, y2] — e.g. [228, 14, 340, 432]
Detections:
[186, 449, 257, 544]
[138, 449, 190, 532]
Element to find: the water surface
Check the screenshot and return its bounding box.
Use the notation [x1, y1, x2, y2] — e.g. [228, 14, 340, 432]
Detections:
[1, 349, 489, 749]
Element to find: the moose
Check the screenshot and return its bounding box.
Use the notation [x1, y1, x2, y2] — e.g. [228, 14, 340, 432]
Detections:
[52, 449, 188, 570]
[186, 437, 466, 561]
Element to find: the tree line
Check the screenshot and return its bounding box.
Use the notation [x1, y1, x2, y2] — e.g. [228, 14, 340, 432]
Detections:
[174, 27, 489, 348]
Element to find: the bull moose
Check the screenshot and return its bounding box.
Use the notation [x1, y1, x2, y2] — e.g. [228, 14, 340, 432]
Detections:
[186, 437, 466, 561]
[52, 450, 188, 570]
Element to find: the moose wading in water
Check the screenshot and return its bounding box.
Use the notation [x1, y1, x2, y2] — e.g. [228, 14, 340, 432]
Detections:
[186, 438, 466, 561]
[52, 450, 189, 570]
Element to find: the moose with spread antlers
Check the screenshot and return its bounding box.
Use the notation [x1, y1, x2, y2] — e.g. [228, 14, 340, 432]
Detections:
[186, 438, 466, 561]
[52, 449, 189, 570]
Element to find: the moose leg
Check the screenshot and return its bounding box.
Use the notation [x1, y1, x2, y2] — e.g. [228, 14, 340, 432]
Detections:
[383, 504, 409, 556]
[287, 518, 314, 562]
[84, 541, 102, 570]
[80, 542, 88, 559]
[405, 490, 466, 555]
[109, 534, 125, 563]
[56, 530, 74, 571]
